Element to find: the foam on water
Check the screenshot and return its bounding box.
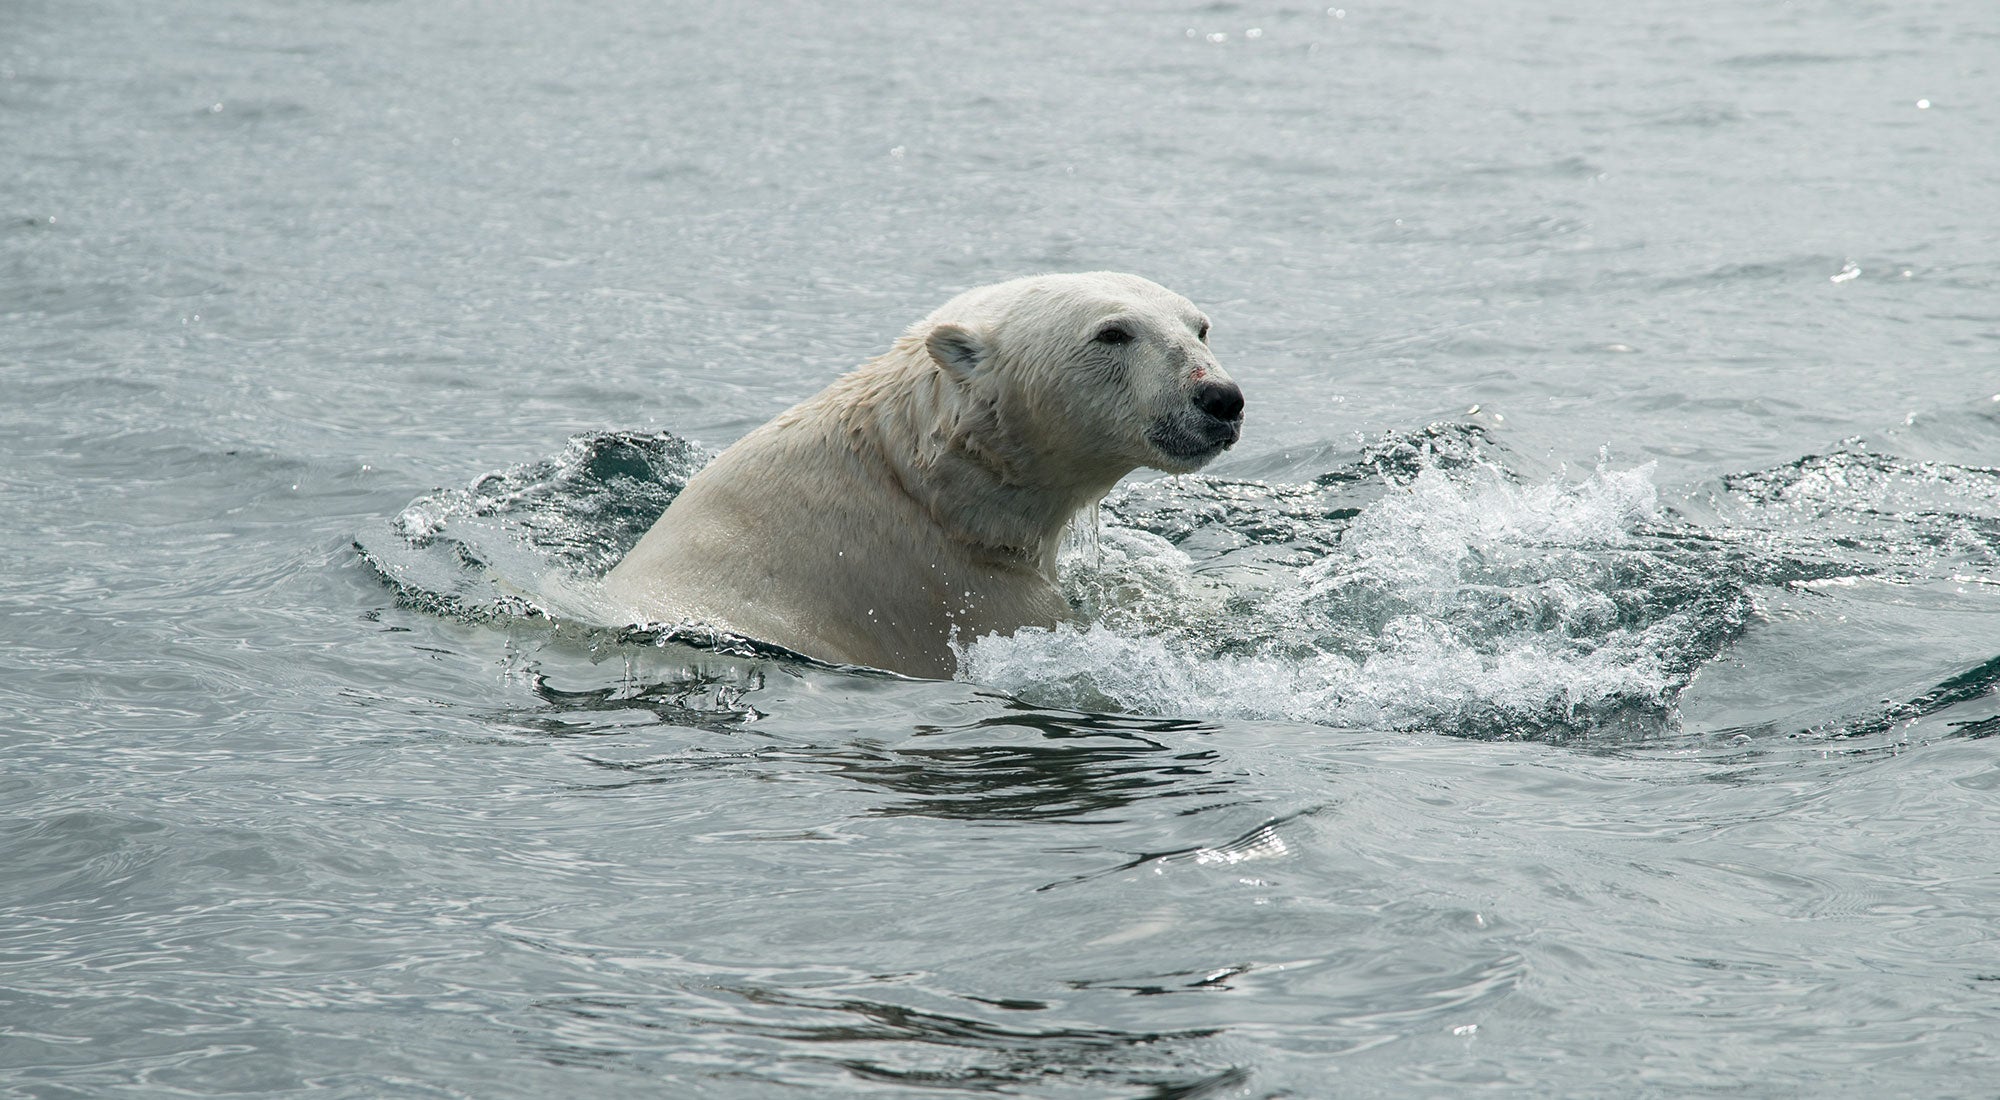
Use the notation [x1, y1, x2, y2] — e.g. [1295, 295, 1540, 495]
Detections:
[961, 458, 1705, 739]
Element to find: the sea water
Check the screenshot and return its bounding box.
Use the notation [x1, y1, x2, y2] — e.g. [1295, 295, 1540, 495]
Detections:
[5, 0, 1998, 1096]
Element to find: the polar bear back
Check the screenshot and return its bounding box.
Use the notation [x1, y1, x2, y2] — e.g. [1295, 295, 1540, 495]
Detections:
[603, 392, 1072, 676]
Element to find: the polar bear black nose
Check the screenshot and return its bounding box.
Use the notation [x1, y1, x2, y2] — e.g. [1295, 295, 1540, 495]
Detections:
[1194, 380, 1244, 422]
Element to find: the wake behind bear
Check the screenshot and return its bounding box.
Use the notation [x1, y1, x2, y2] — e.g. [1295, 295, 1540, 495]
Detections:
[602, 272, 1245, 678]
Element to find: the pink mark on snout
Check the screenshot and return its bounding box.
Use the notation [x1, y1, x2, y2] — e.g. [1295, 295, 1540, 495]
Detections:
[1190, 365, 1209, 381]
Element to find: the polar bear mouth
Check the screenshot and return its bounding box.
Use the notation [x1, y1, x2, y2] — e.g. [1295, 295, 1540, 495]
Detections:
[1147, 412, 1241, 466]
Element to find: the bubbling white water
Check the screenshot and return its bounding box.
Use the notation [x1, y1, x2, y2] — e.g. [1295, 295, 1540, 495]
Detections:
[958, 461, 1682, 737]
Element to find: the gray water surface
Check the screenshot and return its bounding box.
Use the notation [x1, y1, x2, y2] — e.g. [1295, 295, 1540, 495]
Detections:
[5, 1, 1999, 1096]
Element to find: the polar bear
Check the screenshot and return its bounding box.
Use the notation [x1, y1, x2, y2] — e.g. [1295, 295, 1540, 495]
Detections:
[601, 272, 1245, 678]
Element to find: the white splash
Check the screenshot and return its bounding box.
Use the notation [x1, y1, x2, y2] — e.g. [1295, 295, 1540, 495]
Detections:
[958, 462, 1676, 735]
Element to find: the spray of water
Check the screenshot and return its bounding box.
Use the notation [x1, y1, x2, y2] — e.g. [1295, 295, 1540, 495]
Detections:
[960, 460, 1700, 739]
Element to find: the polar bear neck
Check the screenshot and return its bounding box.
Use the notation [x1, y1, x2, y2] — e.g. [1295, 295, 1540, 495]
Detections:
[809, 340, 1123, 571]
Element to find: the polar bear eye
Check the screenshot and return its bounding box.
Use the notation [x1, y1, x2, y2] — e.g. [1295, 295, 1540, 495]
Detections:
[1197, 321, 1210, 342]
[1093, 325, 1133, 346]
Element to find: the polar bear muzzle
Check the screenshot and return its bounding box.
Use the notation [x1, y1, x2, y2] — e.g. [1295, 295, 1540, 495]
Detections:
[1147, 378, 1245, 466]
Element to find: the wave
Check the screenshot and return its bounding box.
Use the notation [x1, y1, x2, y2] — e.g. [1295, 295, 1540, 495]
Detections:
[357, 419, 2000, 745]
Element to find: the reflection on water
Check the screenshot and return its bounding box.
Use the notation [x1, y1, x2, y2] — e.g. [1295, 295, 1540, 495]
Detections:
[1037, 810, 1316, 893]
[522, 984, 1241, 1097]
[827, 710, 1229, 823]
[524, 665, 770, 736]
[504, 656, 1238, 822]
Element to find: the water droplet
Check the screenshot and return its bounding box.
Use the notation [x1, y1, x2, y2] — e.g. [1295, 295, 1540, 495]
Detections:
[1916, 98, 1931, 109]
[1246, 27, 1264, 39]
[209, 102, 224, 113]
[1829, 261, 1861, 283]
[1206, 31, 1228, 43]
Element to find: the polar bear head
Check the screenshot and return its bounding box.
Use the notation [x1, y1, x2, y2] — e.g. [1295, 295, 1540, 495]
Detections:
[916, 272, 1245, 490]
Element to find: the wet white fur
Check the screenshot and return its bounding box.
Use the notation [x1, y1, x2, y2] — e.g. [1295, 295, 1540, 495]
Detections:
[601, 272, 1237, 677]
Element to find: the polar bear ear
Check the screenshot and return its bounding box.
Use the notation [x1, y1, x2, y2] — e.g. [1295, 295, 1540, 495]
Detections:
[925, 323, 988, 380]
